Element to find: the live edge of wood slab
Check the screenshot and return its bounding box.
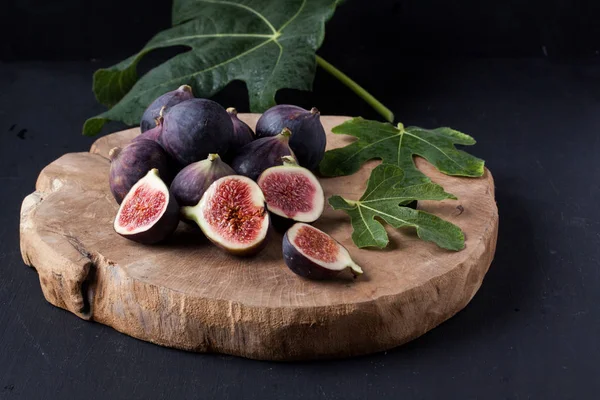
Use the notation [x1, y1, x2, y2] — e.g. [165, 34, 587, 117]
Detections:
[19, 114, 498, 361]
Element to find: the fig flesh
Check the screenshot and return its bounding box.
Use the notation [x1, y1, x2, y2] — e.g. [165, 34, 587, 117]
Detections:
[257, 156, 324, 223]
[140, 85, 194, 132]
[226, 107, 254, 153]
[282, 223, 363, 280]
[255, 105, 326, 171]
[109, 140, 173, 204]
[230, 128, 295, 181]
[159, 98, 234, 167]
[114, 169, 179, 244]
[182, 176, 269, 255]
[170, 153, 235, 207]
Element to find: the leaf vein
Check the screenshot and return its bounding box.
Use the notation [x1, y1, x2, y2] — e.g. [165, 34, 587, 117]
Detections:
[197, 0, 277, 34]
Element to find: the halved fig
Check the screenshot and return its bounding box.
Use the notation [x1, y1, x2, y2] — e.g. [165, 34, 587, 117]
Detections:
[230, 128, 295, 181]
[140, 85, 194, 132]
[170, 153, 235, 207]
[114, 169, 179, 244]
[255, 105, 326, 171]
[182, 176, 269, 255]
[257, 156, 324, 223]
[282, 223, 363, 280]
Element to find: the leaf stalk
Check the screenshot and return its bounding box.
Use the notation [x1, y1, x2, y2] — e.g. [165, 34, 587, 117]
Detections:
[315, 55, 394, 123]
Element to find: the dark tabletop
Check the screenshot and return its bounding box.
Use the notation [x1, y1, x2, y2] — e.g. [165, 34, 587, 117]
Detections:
[1, 2, 600, 394]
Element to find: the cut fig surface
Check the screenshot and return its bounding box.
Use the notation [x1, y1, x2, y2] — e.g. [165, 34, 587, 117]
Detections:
[182, 175, 269, 255]
[283, 223, 363, 280]
[257, 156, 324, 223]
[114, 169, 179, 244]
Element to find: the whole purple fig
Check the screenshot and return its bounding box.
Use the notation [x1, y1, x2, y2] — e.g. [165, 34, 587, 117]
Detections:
[109, 140, 173, 204]
[230, 128, 295, 181]
[170, 153, 235, 207]
[255, 105, 326, 171]
[140, 85, 194, 132]
[226, 107, 254, 152]
[159, 99, 234, 167]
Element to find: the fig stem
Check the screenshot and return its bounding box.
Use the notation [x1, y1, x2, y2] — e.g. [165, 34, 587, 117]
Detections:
[226, 107, 237, 115]
[179, 84, 193, 94]
[108, 147, 122, 161]
[315, 55, 394, 123]
[279, 127, 292, 138]
[181, 205, 198, 222]
[348, 261, 364, 276]
[208, 153, 220, 161]
[158, 106, 167, 119]
[281, 155, 298, 166]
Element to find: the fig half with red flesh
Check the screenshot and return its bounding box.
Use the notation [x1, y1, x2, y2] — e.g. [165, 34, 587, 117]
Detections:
[182, 176, 269, 255]
[114, 169, 179, 244]
[283, 223, 363, 280]
[257, 156, 324, 223]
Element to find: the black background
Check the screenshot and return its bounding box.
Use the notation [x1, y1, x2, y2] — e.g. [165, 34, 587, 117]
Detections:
[1, 0, 599, 399]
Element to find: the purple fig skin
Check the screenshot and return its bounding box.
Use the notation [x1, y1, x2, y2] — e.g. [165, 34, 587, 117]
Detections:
[109, 141, 173, 204]
[226, 107, 254, 154]
[170, 153, 235, 207]
[230, 128, 295, 181]
[140, 85, 194, 132]
[132, 123, 163, 144]
[159, 98, 234, 167]
[114, 170, 179, 244]
[255, 105, 326, 171]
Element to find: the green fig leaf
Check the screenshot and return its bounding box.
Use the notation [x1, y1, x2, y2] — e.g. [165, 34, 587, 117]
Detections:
[329, 163, 465, 250]
[320, 117, 485, 184]
[84, 0, 340, 136]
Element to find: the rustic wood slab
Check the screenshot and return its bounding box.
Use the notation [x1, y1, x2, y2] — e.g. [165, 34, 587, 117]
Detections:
[20, 114, 498, 360]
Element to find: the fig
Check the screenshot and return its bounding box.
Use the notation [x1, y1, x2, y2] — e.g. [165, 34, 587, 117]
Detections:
[170, 153, 235, 207]
[109, 140, 173, 204]
[226, 107, 254, 152]
[132, 121, 163, 144]
[282, 223, 363, 280]
[182, 176, 269, 255]
[255, 105, 326, 171]
[257, 156, 324, 223]
[114, 169, 179, 244]
[159, 98, 234, 167]
[140, 85, 194, 132]
[230, 128, 295, 181]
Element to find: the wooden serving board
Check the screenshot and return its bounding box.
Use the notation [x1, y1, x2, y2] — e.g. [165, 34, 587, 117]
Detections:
[19, 115, 498, 360]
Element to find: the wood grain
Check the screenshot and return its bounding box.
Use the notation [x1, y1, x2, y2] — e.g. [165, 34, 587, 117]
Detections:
[19, 115, 498, 360]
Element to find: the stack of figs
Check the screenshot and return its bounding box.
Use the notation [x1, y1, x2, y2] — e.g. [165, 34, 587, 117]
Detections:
[110, 86, 362, 280]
